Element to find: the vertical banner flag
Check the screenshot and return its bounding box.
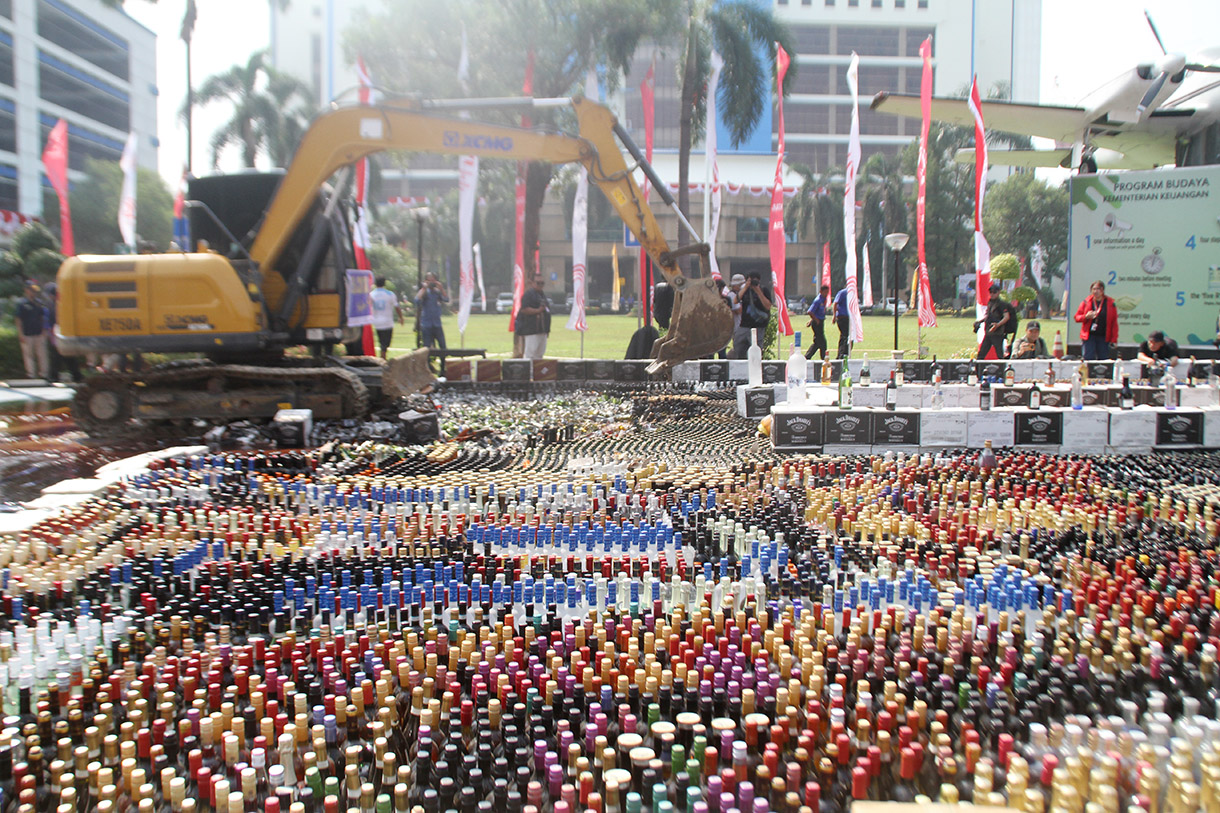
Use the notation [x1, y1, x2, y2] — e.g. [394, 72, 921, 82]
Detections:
[510, 52, 534, 332]
[967, 75, 990, 339]
[639, 57, 655, 322]
[354, 56, 377, 355]
[473, 243, 487, 311]
[172, 167, 189, 249]
[42, 118, 73, 255]
[118, 132, 138, 250]
[1030, 241, 1044, 288]
[567, 72, 596, 332]
[344, 269, 376, 326]
[456, 27, 479, 335]
[611, 244, 621, 312]
[915, 37, 938, 328]
[821, 243, 831, 302]
[704, 51, 724, 280]
[769, 44, 792, 336]
[843, 53, 864, 343]
[861, 245, 874, 307]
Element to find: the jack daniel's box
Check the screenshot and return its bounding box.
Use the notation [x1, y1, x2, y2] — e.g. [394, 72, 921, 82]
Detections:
[976, 360, 1006, 381]
[587, 360, 616, 382]
[873, 411, 920, 445]
[1015, 411, 1063, 445]
[739, 385, 777, 419]
[825, 410, 873, 444]
[615, 360, 649, 382]
[761, 361, 786, 384]
[1156, 411, 1204, 446]
[699, 360, 729, 382]
[942, 360, 976, 382]
[501, 359, 531, 382]
[1039, 387, 1069, 408]
[557, 360, 586, 381]
[772, 409, 824, 448]
[900, 360, 931, 383]
[993, 386, 1029, 408]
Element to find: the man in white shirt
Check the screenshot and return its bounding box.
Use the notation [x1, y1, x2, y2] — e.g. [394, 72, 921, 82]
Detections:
[369, 277, 403, 359]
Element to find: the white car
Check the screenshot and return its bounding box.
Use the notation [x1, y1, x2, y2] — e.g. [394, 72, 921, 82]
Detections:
[495, 292, 515, 313]
[877, 297, 909, 315]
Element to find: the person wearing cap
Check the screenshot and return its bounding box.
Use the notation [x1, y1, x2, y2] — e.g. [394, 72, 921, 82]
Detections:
[804, 285, 829, 360]
[1137, 330, 1180, 366]
[974, 281, 1017, 360]
[1011, 321, 1049, 359]
[15, 280, 49, 379]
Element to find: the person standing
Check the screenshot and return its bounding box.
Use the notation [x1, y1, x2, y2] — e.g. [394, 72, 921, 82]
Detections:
[833, 285, 851, 358]
[415, 271, 449, 353]
[806, 284, 829, 360]
[369, 277, 403, 359]
[15, 280, 48, 380]
[733, 271, 772, 358]
[975, 282, 1016, 360]
[1074, 279, 1118, 360]
[516, 274, 552, 359]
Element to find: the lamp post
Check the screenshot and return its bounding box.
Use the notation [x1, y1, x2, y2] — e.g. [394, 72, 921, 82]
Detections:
[884, 232, 909, 352]
[412, 206, 430, 348]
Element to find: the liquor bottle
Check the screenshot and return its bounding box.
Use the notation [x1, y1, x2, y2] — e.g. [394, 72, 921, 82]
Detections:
[837, 363, 852, 410]
[893, 364, 904, 387]
[1051, 330, 1064, 359]
[1044, 363, 1055, 387]
[859, 354, 871, 386]
[1070, 368, 1083, 410]
[1120, 374, 1134, 409]
[1078, 361, 1089, 386]
[1028, 380, 1041, 410]
[930, 361, 944, 412]
[979, 439, 997, 475]
[980, 377, 992, 411]
[1113, 356, 1124, 384]
[884, 371, 897, 411]
[747, 330, 763, 388]
[967, 365, 978, 386]
[1003, 364, 1015, 386]
[1163, 364, 1177, 409]
[786, 333, 806, 404]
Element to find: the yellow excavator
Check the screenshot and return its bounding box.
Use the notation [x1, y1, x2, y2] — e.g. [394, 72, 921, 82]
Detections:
[55, 97, 732, 435]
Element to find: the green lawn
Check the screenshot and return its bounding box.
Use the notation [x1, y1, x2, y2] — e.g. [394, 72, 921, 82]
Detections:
[389, 311, 1066, 361]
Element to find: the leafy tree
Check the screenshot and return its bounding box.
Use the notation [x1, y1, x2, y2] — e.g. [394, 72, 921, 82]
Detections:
[45, 158, 173, 254]
[860, 152, 909, 305]
[674, 1, 794, 251]
[0, 223, 64, 297]
[193, 50, 315, 169]
[786, 163, 844, 291]
[989, 253, 1020, 283]
[365, 242, 416, 299]
[982, 172, 1068, 316]
[900, 123, 973, 303]
[347, 0, 682, 285]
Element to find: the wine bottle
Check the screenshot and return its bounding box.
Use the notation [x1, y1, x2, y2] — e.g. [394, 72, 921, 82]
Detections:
[884, 372, 897, 411]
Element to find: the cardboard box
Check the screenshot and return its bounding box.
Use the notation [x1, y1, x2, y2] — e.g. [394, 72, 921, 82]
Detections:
[1015, 410, 1064, 445]
[501, 359, 531, 382]
[738, 384, 778, 419]
[772, 409, 824, 448]
[873, 411, 921, 445]
[273, 409, 312, 448]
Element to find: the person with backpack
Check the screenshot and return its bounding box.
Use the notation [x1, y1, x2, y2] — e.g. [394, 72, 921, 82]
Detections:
[732, 271, 772, 358]
[974, 282, 1017, 360]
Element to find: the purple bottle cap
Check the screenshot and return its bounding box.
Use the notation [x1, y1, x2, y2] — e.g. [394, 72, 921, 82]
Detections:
[752, 799, 769, 813]
[738, 780, 754, 809]
[721, 796, 736, 813]
[534, 740, 547, 766]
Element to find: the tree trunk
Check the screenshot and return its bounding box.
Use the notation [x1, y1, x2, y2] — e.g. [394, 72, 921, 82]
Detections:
[676, 16, 699, 258]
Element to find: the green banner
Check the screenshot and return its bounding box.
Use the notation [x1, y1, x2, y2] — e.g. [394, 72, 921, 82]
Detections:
[1068, 166, 1219, 347]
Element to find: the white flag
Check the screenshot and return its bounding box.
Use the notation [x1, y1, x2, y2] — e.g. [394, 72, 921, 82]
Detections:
[474, 243, 487, 311]
[1030, 241, 1044, 288]
[118, 132, 137, 249]
[457, 155, 479, 334]
[843, 53, 864, 343]
[705, 51, 724, 280]
[862, 245, 874, 307]
[567, 71, 596, 331]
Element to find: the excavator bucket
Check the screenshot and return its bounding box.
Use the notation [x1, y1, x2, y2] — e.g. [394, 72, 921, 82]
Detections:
[647, 277, 734, 374]
[382, 348, 436, 399]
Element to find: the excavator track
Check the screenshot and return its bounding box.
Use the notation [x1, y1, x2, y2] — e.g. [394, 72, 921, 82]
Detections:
[73, 362, 369, 438]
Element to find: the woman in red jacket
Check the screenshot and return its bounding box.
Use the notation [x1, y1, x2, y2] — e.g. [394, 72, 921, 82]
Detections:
[1075, 280, 1118, 360]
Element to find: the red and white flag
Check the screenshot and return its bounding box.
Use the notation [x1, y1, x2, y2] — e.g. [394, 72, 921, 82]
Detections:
[967, 75, 990, 340]
[42, 118, 73, 255]
[821, 242, 831, 303]
[705, 51, 724, 281]
[639, 57, 655, 317]
[473, 243, 487, 312]
[118, 132, 137, 250]
[510, 52, 534, 333]
[861, 247, 874, 308]
[567, 72, 596, 332]
[456, 28, 479, 335]
[842, 53, 864, 344]
[769, 44, 792, 336]
[354, 56, 377, 355]
[915, 37, 937, 328]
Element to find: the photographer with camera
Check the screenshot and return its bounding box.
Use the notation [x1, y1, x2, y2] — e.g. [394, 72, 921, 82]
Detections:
[415, 271, 450, 353]
[974, 282, 1017, 360]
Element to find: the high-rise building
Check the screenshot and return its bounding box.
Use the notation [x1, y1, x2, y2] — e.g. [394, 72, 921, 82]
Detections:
[0, 0, 157, 224]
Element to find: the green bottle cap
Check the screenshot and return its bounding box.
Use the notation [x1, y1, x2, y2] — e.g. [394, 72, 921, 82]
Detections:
[375, 795, 391, 813]
[626, 792, 642, 813]
[671, 743, 686, 776]
[652, 783, 668, 809]
[648, 702, 661, 726]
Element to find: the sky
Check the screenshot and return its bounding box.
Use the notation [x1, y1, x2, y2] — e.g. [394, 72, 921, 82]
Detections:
[124, 0, 1220, 188]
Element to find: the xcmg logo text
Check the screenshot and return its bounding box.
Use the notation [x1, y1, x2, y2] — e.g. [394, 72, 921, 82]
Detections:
[443, 131, 515, 151]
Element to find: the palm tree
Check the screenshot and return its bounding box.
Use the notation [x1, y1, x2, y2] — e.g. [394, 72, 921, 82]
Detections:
[860, 152, 908, 304]
[786, 163, 844, 290]
[193, 50, 314, 169]
[675, 0, 795, 251]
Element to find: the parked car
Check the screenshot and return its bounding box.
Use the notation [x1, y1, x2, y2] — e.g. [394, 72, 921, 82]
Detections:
[495, 292, 515, 313]
[876, 297, 909, 315]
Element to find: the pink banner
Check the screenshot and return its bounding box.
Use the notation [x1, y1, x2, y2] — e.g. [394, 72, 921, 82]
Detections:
[769, 44, 792, 336]
[968, 75, 990, 328]
[842, 53, 863, 343]
[639, 59, 655, 318]
[41, 118, 73, 255]
[861, 246, 874, 307]
[821, 242, 831, 302]
[915, 37, 937, 328]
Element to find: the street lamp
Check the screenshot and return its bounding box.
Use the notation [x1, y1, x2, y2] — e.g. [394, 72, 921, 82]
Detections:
[412, 206, 430, 348]
[884, 232, 909, 352]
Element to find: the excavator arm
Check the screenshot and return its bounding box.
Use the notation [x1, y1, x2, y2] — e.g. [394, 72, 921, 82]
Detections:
[250, 97, 731, 369]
